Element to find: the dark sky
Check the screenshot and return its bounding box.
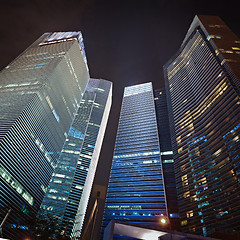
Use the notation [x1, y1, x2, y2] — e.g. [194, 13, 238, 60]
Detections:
[0, 0, 240, 195]
[1, 1, 240, 237]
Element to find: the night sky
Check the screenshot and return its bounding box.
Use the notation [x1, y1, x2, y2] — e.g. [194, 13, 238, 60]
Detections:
[1, 0, 239, 187]
[0, 0, 240, 236]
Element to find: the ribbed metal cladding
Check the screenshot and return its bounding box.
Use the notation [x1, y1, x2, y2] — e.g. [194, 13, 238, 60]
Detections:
[164, 16, 240, 238]
[102, 82, 167, 239]
[40, 79, 112, 238]
[0, 33, 89, 239]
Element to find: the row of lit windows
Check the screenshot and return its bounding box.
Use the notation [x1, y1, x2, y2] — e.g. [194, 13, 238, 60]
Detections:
[170, 44, 224, 125]
[0, 165, 34, 205]
[167, 33, 203, 81]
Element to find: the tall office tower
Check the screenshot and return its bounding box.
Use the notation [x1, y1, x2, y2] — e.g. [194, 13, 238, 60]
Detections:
[102, 82, 167, 239]
[154, 89, 179, 230]
[0, 32, 89, 239]
[164, 15, 240, 238]
[40, 78, 112, 239]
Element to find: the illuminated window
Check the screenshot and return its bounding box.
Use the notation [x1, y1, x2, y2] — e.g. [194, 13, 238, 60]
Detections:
[183, 191, 190, 198]
[53, 180, 62, 183]
[181, 220, 187, 226]
[216, 210, 229, 218]
[233, 136, 239, 142]
[161, 151, 173, 155]
[49, 189, 58, 193]
[178, 147, 183, 153]
[186, 210, 193, 218]
[58, 197, 67, 201]
[41, 185, 47, 193]
[202, 227, 207, 236]
[220, 49, 234, 54]
[48, 195, 57, 199]
[206, 35, 222, 40]
[189, 225, 196, 232]
[142, 160, 159, 164]
[176, 136, 181, 144]
[182, 180, 188, 187]
[0, 165, 34, 205]
[208, 24, 223, 28]
[198, 201, 209, 208]
[190, 195, 197, 202]
[193, 81, 228, 120]
[114, 151, 160, 159]
[198, 177, 207, 185]
[163, 159, 174, 163]
[54, 174, 65, 178]
[182, 175, 188, 181]
[181, 165, 186, 172]
[223, 123, 240, 139]
[214, 149, 222, 157]
[232, 47, 240, 51]
[68, 143, 76, 147]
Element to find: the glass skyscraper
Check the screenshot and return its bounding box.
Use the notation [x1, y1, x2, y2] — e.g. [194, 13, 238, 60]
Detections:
[102, 82, 167, 239]
[164, 15, 240, 238]
[154, 89, 179, 230]
[0, 32, 89, 239]
[41, 78, 112, 239]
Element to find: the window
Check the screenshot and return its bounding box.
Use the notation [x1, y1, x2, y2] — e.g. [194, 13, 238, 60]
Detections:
[181, 220, 187, 226]
[187, 210, 193, 218]
[182, 175, 188, 181]
[183, 191, 190, 198]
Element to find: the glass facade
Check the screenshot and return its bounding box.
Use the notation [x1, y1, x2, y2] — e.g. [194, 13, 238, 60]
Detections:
[154, 89, 179, 230]
[164, 15, 240, 238]
[40, 79, 112, 238]
[0, 32, 89, 239]
[102, 82, 167, 239]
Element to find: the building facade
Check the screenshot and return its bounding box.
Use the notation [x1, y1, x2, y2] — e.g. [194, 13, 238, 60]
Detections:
[102, 82, 167, 239]
[40, 78, 112, 238]
[164, 15, 240, 238]
[154, 89, 179, 230]
[0, 32, 89, 239]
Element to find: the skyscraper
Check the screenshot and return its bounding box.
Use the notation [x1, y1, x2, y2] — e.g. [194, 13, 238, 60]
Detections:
[164, 15, 240, 238]
[102, 82, 167, 239]
[0, 32, 89, 239]
[154, 89, 179, 230]
[41, 78, 112, 238]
